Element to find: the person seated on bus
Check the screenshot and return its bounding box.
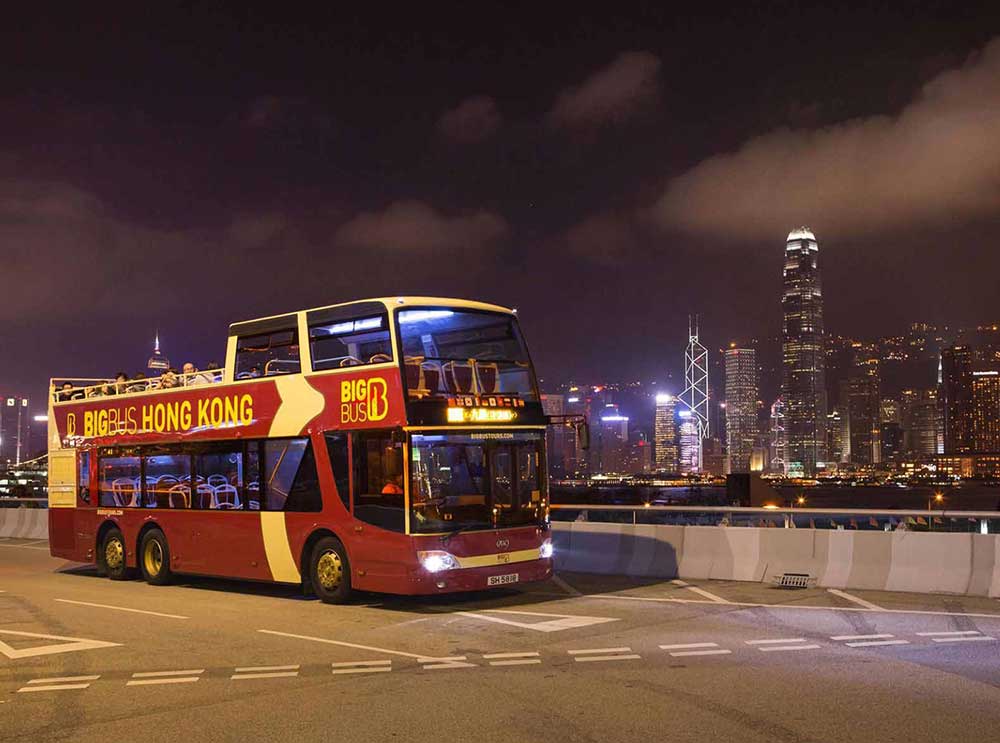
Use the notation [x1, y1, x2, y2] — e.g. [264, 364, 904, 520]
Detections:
[204, 361, 222, 383]
[57, 382, 84, 401]
[157, 369, 180, 390]
[113, 372, 128, 394]
[381, 475, 403, 495]
[127, 373, 148, 393]
[185, 362, 217, 386]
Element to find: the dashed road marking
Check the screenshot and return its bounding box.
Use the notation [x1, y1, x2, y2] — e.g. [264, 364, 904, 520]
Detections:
[127, 669, 203, 686]
[232, 665, 300, 680]
[931, 635, 996, 643]
[830, 634, 895, 641]
[659, 642, 732, 657]
[17, 675, 99, 693]
[483, 651, 541, 666]
[420, 656, 476, 670]
[916, 630, 981, 636]
[569, 647, 641, 662]
[331, 660, 392, 675]
[826, 589, 884, 611]
[747, 639, 820, 652]
[671, 580, 732, 604]
[54, 598, 189, 620]
[845, 640, 910, 648]
[745, 638, 806, 645]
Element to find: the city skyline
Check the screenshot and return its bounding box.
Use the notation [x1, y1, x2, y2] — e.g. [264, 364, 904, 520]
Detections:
[3, 7, 1000, 403]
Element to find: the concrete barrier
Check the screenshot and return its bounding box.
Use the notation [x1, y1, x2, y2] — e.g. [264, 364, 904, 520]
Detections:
[553, 521, 1000, 598]
[0, 508, 49, 540]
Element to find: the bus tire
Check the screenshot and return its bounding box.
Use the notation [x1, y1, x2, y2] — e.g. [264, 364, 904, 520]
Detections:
[139, 529, 173, 586]
[310, 536, 352, 604]
[101, 528, 131, 581]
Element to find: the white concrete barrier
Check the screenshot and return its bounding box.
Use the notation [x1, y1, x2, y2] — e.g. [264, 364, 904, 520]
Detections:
[553, 521, 1000, 598]
[0, 508, 49, 540]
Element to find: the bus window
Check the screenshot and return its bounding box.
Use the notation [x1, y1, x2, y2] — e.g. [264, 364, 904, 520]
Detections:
[78, 451, 91, 505]
[235, 328, 300, 379]
[194, 446, 245, 510]
[246, 443, 261, 510]
[352, 432, 404, 532]
[324, 433, 351, 512]
[143, 449, 192, 509]
[263, 439, 320, 512]
[309, 314, 392, 370]
[98, 451, 141, 508]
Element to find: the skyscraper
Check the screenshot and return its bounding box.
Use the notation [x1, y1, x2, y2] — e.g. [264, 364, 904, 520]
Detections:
[724, 347, 758, 473]
[769, 396, 787, 474]
[781, 227, 827, 476]
[678, 411, 700, 474]
[681, 317, 709, 472]
[847, 354, 881, 466]
[653, 393, 678, 472]
[0, 396, 30, 465]
[900, 388, 940, 456]
[941, 346, 974, 453]
[972, 366, 1000, 452]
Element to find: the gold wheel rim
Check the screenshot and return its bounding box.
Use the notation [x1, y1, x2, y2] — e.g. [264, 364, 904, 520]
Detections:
[105, 538, 124, 570]
[144, 540, 163, 576]
[316, 550, 343, 591]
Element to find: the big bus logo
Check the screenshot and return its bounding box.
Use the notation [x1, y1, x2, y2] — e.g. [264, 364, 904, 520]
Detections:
[340, 377, 388, 424]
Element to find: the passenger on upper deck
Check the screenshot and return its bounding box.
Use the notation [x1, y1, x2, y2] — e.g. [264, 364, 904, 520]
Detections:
[57, 382, 82, 401]
[183, 362, 217, 386]
[157, 369, 180, 390]
[127, 373, 148, 393]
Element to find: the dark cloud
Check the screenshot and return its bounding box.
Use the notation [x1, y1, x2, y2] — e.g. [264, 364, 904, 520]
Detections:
[547, 51, 661, 129]
[651, 37, 1000, 240]
[333, 200, 508, 253]
[436, 96, 501, 143]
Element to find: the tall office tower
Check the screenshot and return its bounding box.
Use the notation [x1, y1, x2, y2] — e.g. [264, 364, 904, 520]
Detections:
[769, 396, 787, 474]
[147, 332, 170, 372]
[597, 411, 630, 474]
[900, 389, 941, 456]
[0, 396, 31, 465]
[678, 411, 701, 474]
[564, 391, 589, 475]
[847, 355, 881, 466]
[540, 393, 570, 478]
[941, 346, 975, 453]
[653, 393, 678, 472]
[826, 409, 846, 464]
[972, 366, 1000, 451]
[781, 228, 828, 476]
[681, 317, 709, 472]
[724, 348, 758, 473]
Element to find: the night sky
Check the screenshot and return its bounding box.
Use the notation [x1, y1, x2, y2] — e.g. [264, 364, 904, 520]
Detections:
[3, 2, 1000, 407]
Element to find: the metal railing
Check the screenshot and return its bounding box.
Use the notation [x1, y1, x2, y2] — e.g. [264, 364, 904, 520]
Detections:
[550, 503, 1000, 533]
[50, 369, 223, 402]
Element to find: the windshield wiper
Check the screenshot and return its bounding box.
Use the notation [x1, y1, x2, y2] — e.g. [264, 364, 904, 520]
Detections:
[440, 522, 492, 545]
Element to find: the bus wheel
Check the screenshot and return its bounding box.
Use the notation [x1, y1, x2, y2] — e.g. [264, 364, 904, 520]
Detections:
[139, 529, 173, 586]
[311, 537, 352, 604]
[102, 528, 131, 581]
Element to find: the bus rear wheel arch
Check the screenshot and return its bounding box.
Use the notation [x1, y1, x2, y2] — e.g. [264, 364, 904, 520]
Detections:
[139, 528, 173, 586]
[308, 535, 352, 604]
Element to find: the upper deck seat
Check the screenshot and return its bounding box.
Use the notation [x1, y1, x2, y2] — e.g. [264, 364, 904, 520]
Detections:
[168, 483, 190, 509]
[111, 478, 137, 508]
[207, 475, 228, 488]
[196, 483, 215, 509]
[421, 362, 442, 394]
[442, 361, 473, 395]
[474, 362, 499, 394]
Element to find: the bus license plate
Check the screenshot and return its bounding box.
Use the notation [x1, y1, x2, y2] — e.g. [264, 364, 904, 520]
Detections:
[488, 573, 519, 587]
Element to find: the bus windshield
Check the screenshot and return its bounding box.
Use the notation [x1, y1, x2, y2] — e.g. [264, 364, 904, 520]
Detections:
[409, 432, 546, 534]
[397, 308, 537, 402]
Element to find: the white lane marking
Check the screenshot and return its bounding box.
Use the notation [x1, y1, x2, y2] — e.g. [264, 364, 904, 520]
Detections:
[0, 543, 50, 550]
[482, 652, 540, 659]
[232, 671, 299, 680]
[574, 654, 642, 662]
[845, 640, 911, 647]
[332, 667, 393, 675]
[671, 579, 732, 604]
[455, 609, 617, 633]
[932, 636, 996, 643]
[55, 598, 189, 620]
[669, 649, 733, 657]
[758, 644, 822, 652]
[568, 646, 632, 655]
[259, 629, 453, 661]
[131, 669, 205, 678]
[421, 656, 475, 670]
[659, 642, 720, 650]
[26, 675, 100, 684]
[0, 628, 121, 659]
[235, 664, 299, 673]
[489, 659, 543, 666]
[827, 589, 884, 611]
[17, 683, 91, 693]
[745, 638, 806, 645]
[127, 677, 200, 686]
[552, 574, 582, 596]
[588, 594, 1000, 621]
[916, 630, 981, 636]
[331, 660, 392, 668]
[830, 634, 895, 641]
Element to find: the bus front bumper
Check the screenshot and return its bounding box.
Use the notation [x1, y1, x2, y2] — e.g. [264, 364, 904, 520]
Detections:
[408, 557, 553, 594]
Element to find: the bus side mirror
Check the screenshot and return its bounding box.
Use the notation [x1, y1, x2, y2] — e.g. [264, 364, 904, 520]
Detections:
[576, 421, 590, 451]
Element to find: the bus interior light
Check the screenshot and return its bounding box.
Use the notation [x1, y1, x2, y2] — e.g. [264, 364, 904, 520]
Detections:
[398, 310, 455, 324]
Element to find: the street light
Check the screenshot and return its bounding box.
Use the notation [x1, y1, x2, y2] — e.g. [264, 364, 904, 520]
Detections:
[927, 491, 944, 532]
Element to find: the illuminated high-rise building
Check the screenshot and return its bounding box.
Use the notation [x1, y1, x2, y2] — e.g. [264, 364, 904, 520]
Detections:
[941, 346, 974, 453]
[847, 355, 880, 466]
[681, 317, 709, 472]
[900, 388, 940, 456]
[653, 393, 678, 472]
[769, 396, 787, 474]
[678, 410, 700, 474]
[724, 348, 757, 473]
[0, 396, 30, 465]
[972, 366, 1000, 452]
[148, 332, 170, 372]
[781, 228, 827, 476]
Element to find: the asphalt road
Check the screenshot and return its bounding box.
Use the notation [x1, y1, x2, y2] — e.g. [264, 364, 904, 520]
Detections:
[2, 536, 1000, 743]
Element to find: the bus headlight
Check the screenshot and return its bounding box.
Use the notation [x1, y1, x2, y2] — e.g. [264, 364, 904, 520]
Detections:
[418, 550, 460, 573]
[539, 539, 554, 559]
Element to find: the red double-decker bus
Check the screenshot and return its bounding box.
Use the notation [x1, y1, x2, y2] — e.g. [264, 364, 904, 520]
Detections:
[47, 297, 555, 602]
